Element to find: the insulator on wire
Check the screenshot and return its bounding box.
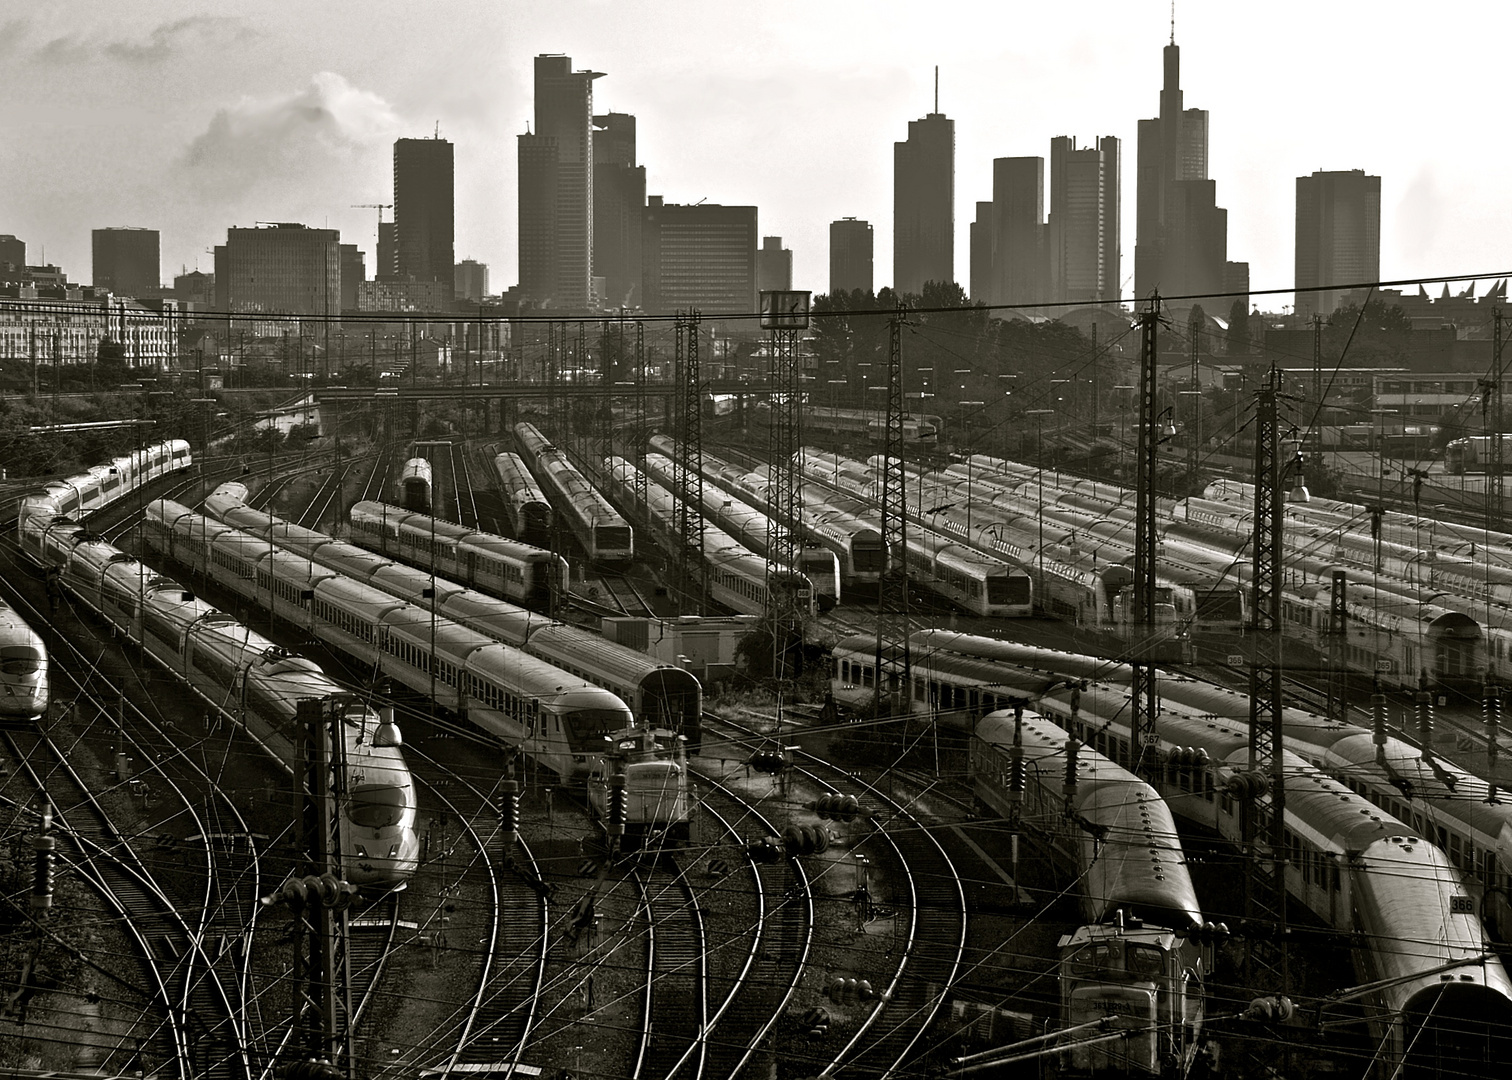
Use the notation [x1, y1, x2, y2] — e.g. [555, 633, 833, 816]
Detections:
[1416, 678, 1434, 755]
[1062, 738, 1080, 804]
[31, 804, 55, 913]
[607, 774, 627, 838]
[1372, 685, 1389, 765]
[1008, 744, 1025, 811]
[1485, 682, 1501, 772]
[499, 779, 520, 843]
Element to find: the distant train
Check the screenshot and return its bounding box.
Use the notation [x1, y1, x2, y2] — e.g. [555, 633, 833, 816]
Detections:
[972, 707, 1207, 1075]
[493, 450, 553, 545]
[144, 499, 637, 780]
[22, 511, 418, 890]
[398, 457, 433, 514]
[515, 422, 634, 563]
[17, 439, 192, 527]
[752, 402, 941, 442]
[1445, 435, 1512, 474]
[200, 484, 703, 746]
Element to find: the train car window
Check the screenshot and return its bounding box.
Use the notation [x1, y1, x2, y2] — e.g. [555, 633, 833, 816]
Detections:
[349, 784, 408, 829]
[0, 647, 44, 675]
[1126, 943, 1163, 978]
[1069, 943, 1118, 976]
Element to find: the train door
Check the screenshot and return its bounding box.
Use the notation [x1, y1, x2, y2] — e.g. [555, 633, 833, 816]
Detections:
[1429, 613, 1481, 684]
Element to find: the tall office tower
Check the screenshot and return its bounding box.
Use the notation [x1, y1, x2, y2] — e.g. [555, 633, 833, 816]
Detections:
[92, 227, 160, 296]
[969, 203, 993, 304]
[641, 197, 757, 314]
[519, 53, 603, 310]
[172, 270, 214, 306]
[339, 244, 365, 312]
[0, 235, 24, 273]
[1134, 37, 1240, 302]
[1295, 170, 1381, 318]
[757, 237, 793, 293]
[894, 109, 954, 294]
[455, 259, 490, 301]
[991, 157, 1046, 307]
[592, 112, 645, 309]
[1048, 136, 1120, 304]
[376, 222, 397, 281]
[393, 137, 455, 302]
[829, 218, 874, 296]
[214, 224, 341, 315]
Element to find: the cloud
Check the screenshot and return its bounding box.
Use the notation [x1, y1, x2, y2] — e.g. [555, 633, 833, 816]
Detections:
[0, 19, 28, 58]
[181, 72, 402, 199]
[36, 15, 252, 66]
[1395, 166, 1441, 265]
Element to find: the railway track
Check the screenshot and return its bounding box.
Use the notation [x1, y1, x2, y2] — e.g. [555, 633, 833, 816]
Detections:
[631, 856, 708, 1080]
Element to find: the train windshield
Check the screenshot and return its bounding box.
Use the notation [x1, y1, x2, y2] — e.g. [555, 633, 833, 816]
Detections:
[0, 647, 43, 675]
[1195, 589, 1243, 622]
[565, 709, 635, 747]
[349, 784, 409, 829]
[987, 574, 1032, 605]
[597, 526, 631, 548]
[1125, 943, 1164, 979]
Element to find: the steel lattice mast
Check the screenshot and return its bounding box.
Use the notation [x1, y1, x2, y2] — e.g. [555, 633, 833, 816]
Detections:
[1247, 366, 1289, 976]
[761, 290, 809, 678]
[673, 311, 705, 614]
[1131, 299, 1160, 773]
[633, 320, 647, 511]
[874, 306, 911, 713]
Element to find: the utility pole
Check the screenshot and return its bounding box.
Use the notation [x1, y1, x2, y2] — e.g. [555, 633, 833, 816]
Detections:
[1327, 568, 1348, 725]
[1246, 366, 1289, 987]
[1130, 298, 1161, 773]
[1089, 322, 1100, 440]
[672, 312, 705, 614]
[874, 306, 911, 715]
[1489, 306, 1505, 540]
[761, 290, 811, 679]
[1187, 307, 1201, 492]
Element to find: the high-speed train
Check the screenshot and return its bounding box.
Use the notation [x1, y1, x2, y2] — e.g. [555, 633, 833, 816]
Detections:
[346, 500, 568, 614]
[640, 451, 842, 610]
[515, 422, 634, 563]
[200, 484, 703, 747]
[142, 499, 636, 780]
[16, 439, 192, 529]
[21, 511, 418, 890]
[398, 457, 433, 514]
[604, 456, 815, 619]
[493, 450, 553, 545]
[752, 401, 942, 443]
[0, 605, 48, 721]
[973, 706, 1207, 1076]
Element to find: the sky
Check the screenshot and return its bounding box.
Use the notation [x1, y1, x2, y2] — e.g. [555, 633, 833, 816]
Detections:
[3, 0, 1512, 310]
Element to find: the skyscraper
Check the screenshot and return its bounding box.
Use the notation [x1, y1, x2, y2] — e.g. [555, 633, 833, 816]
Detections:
[968, 204, 992, 304]
[0, 235, 26, 274]
[757, 237, 793, 293]
[519, 53, 603, 310]
[1295, 170, 1381, 318]
[991, 157, 1045, 307]
[92, 227, 160, 296]
[455, 259, 490, 302]
[830, 218, 874, 296]
[214, 224, 341, 316]
[1048, 136, 1120, 304]
[592, 112, 645, 309]
[393, 137, 455, 301]
[894, 108, 954, 295]
[1134, 37, 1242, 304]
[642, 197, 757, 314]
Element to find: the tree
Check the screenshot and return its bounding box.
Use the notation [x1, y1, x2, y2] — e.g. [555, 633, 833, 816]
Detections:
[1227, 299, 1250, 355]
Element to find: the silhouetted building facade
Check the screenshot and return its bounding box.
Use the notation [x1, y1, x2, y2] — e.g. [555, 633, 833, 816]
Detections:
[829, 218, 873, 296]
[757, 237, 792, 293]
[519, 53, 602, 310]
[1134, 39, 1244, 305]
[642, 197, 757, 315]
[214, 224, 341, 317]
[968, 204, 992, 304]
[339, 244, 365, 311]
[992, 156, 1045, 307]
[894, 111, 954, 294]
[1048, 136, 1119, 304]
[393, 137, 454, 302]
[1295, 169, 1381, 319]
[376, 221, 397, 281]
[172, 270, 214, 306]
[0, 235, 24, 274]
[93, 227, 160, 297]
[455, 259, 490, 301]
[592, 112, 645, 309]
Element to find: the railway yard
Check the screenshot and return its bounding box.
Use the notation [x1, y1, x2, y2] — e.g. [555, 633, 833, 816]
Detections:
[2, 402, 1512, 1080]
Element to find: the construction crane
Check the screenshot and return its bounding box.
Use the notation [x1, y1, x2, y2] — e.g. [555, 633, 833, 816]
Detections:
[351, 203, 392, 245]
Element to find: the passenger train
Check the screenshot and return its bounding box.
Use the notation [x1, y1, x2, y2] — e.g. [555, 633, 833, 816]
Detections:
[972, 706, 1207, 1076]
[0, 605, 48, 721]
[515, 422, 634, 563]
[16, 439, 192, 528]
[493, 450, 553, 545]
[398, 457, 433, 514]
[20, 511, 418, 890]
[199, 484, 703, 746]
[751, 401, 941, 443]
[603, 456, 816, 619]
[640, 451, 842, 610]
[142, 499, 635, 780]
[834, 637, 1512, 1077]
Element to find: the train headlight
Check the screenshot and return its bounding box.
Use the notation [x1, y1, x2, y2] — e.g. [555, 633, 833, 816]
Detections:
[354, 844, 368, 858]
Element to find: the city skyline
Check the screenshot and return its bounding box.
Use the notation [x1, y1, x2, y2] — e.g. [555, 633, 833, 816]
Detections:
[3, 2, 1511, 309]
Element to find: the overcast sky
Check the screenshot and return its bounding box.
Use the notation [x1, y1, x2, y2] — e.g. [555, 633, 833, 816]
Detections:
[3, 1, 1510, 309]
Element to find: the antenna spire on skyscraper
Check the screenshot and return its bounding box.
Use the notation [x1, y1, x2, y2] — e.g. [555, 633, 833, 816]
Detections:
[1171, 0, 1176, 44]
[934, 65, 938, 113]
